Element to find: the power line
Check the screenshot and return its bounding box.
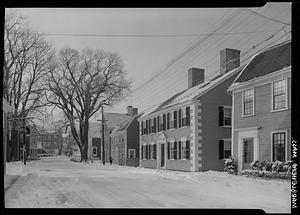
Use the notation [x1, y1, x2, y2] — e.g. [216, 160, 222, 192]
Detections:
[244, 9, 291, 26]
[41, 30, 281, 38]
[129, 8, 290, 101]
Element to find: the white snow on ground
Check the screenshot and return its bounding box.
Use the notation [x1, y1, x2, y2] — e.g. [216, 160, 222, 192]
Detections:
[4, 156, 291, 212]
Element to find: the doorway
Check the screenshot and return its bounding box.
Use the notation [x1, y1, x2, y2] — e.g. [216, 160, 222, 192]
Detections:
[243, 138, 254, 170]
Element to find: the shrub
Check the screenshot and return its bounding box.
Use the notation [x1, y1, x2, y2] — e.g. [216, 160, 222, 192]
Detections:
[250, 160, 260, 170]
[272, 160, 284, 172]
[224, 156, 238, 175]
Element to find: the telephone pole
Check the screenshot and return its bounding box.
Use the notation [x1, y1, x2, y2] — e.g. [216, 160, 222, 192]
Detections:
[97, 106, 108, 165]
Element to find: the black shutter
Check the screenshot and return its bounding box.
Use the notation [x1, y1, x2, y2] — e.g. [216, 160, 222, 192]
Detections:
[174, 111, 177, 128]
[141, 122, 144, 135]
[146, 145, 148, 159]
[167, 142, 170, 159]
[154, 118, 156, 133]
[186, 107, 190, 126]
[178, 141, 181, 160]
[219, 107, 224, 126]
[154, 144, 156, 159]
[141, 145, 144, 159]
[163, 114, 166, 130]
[219, 140, 224, 159]
[157, 116, 160, 131]
[186, 140, 190, 160]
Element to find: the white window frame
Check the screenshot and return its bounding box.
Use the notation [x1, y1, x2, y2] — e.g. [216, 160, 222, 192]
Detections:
[271, 78, 288, 112]
[242, 88, 255, 117]
[222, 106, 232, 127]
[92, 146, 97, 157]
[128, 149, 136, 159]
[223, 138, 232, 159]
[271, 130, 288, 162]
[142, 143, 147, 160]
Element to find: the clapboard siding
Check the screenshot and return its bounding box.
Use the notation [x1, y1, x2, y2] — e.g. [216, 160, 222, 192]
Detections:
[200, 72, 239, 171]
[233, 74, 291, 162]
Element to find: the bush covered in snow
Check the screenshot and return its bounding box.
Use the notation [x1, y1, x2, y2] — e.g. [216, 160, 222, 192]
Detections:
[224, 156, 238, 175]
[244, 160, 292, 180]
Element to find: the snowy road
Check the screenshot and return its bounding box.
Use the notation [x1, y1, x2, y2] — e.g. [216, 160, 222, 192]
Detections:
[4, 156, 291, 212]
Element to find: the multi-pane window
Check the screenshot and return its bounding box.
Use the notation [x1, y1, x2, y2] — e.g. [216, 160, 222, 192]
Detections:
[273, 79, 287, 110]
[128, 149, 136, 158]
[142, 145, 147, 160]
[178, 109, 182, 128]
[224, 107, 232, 126]
[272, 132, 286, 162]
[174, 111, 177, 128]
[150, 144, 156, 159]
[153, 118, 157, 133]
[224, 140, 231, 158]
[169, 142, 175, 159]
[92, 146, 97, 157]
[169, 112, 174, 129]
[243, 89, 254, 116]
[182, 140, 190, 160]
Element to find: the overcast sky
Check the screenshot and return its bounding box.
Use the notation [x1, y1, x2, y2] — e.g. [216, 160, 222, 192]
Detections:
[8, 4, 291, 122]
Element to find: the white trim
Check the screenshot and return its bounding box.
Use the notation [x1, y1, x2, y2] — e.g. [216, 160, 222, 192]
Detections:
[241, 87, 255, 117]
[228, 66, 291, 92]
[270, 130, 288, 162]
[271, 77, 289, 112]
[237, 128, 259, 172]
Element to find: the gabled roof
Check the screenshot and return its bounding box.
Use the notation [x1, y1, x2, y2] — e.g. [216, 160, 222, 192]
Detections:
[232, 41, 291, 84]
[110, 113, 143, 135]
[144, 65, 244, 117]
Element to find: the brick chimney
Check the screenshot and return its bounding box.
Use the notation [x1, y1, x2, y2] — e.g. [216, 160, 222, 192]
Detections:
[220, 48, 240, 74]
[132, 108, 138, 115]
[188, 68, 205, 89]
[127, 106, 133, 115]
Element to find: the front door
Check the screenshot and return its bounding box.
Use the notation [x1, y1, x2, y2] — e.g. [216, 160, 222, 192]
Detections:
[160, 143, 165, 167]
[243, 138, 254, 170]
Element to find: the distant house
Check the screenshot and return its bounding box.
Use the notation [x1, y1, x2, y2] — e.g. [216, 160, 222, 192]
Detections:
[3, 97, 12, 174]
[138, 48, 243, 171]
[110, 106, 142, 167]
[228, 41, 291, 172]
[88, 111, 131, 162]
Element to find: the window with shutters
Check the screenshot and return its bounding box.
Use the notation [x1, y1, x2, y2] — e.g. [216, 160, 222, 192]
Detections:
[182, 140, 190, 160]
[219, 106, 232, 127]
[173, 142, 177, 159]
[169, 112, 174, 129]
[186, 107, 190, 126]
[169, 142, 176, 160]
[128, 149, 136, 158]
[142, 145, 147, 160]
[178, 109, 182, 128]
[178, 141, 182, 159]
[150, 144, 156, 160]
[147, 144, 151, 160]
[243, 88, 254, 116]
[219, 139, 231, 159]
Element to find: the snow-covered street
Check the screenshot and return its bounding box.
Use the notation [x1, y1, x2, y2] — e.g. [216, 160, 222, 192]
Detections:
[4, 156, 290, 212]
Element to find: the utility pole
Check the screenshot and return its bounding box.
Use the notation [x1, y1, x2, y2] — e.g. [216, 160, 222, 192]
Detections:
[97, 106, 108, 165]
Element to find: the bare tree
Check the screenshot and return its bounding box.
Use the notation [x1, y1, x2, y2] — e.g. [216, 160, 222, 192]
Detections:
[45, 47, 130, 161]
[4, 10, 55, 161]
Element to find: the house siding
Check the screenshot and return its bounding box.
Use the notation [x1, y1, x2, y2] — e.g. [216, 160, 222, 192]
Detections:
[233, 74, 291, 166]
[140, 104, 194, 171]
[200, 72, 239, 171]
[126, 119, 140, 167]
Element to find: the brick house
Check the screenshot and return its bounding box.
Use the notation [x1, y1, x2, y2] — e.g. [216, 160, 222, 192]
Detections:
[227, 41, 291, 172]
[88, 112, 131, 162]
[138, 48, 243, 171]
[110, 106, 142, 167]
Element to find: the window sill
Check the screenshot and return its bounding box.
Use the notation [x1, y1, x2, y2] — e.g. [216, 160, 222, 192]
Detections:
[242, 113, 255, 118]
[271, 107, 288, 113]
[221, 125, 232, 128]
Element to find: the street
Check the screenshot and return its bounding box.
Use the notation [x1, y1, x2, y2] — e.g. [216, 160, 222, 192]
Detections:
[5, 156, 290, 212]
